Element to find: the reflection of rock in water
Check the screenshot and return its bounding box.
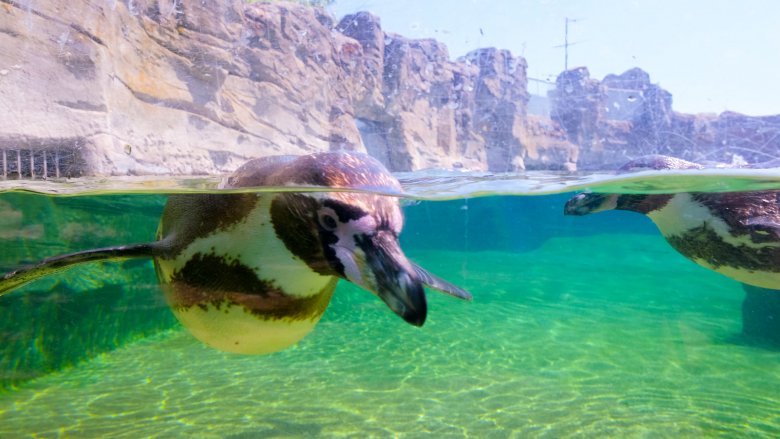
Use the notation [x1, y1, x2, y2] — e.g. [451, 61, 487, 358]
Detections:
[0, 199, 43, 239]
[742, 284, 780, 345]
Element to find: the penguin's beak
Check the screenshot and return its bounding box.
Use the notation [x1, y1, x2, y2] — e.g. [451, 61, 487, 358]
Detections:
[350, 231, 427, 326]
[564, 192, 615, 216]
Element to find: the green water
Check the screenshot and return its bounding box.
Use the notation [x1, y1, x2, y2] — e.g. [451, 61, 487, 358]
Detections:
[2, 239, 777, 437]
[1, 176, 780, 437]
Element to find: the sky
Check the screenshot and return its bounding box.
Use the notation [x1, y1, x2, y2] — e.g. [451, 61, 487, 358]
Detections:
[328, 0, 780, 116]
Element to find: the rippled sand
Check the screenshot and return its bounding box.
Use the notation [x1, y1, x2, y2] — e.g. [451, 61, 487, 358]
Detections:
[2, 235, 779, 437]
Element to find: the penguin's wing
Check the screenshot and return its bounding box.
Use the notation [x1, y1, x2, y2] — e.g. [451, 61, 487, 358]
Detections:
[412, 263, 472, 301]
[0, 243, 158, 296]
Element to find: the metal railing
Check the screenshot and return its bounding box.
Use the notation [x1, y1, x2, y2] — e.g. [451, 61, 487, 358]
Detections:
[0, 148, 82, 180]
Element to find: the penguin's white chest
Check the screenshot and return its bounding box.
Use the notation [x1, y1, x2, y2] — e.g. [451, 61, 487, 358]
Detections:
[160, 196, 331, 297]
[155, 196, 337, 354]
[647, 194, 728, 239]
[648, 193, 780, 290]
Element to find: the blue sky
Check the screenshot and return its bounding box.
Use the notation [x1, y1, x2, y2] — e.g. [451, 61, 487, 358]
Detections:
[328, 0, 780, 116]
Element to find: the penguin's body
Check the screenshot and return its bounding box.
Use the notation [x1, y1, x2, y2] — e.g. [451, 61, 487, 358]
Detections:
[154, 192, 338, 354]
[0, 152, 471, 354]
[564, 155, 780, 290]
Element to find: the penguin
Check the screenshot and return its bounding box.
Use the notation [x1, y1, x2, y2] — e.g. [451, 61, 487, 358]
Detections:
[0, 152, 472, 354]
[564, 154, 780, 290]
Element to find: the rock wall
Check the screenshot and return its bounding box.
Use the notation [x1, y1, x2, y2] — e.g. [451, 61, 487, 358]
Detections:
[0, 0, 576, 176]
[0, 0, 776, 176]
[1, 0, 368, 176]
[551, 67, 780, 170]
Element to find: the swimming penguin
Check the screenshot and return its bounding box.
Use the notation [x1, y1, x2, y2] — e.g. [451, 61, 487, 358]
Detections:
[564, 155, 780, 290]
[0, 152, 471, 354]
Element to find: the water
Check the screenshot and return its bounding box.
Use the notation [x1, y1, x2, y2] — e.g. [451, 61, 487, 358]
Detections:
[1, 171, 780, 437]
[3, 166, 780, 197]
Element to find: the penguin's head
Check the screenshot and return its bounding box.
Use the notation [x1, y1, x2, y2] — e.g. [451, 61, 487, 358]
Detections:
[315, 191, 425, 326]
[265, 152, 427, 326]
[565, 155, 698, 216]
[564, 192, 619, 215]
[564, 192, 673, 216]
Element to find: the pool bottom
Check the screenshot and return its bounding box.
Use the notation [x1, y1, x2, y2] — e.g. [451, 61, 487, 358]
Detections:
[1, 235, 778, 437]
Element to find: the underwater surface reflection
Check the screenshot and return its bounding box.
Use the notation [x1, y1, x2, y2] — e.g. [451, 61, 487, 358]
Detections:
[1, 171, 780, 436]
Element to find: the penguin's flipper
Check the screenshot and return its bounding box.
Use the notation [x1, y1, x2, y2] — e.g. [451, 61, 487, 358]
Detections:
[412, 263, 472, 301]
[0, 243, 158, 296]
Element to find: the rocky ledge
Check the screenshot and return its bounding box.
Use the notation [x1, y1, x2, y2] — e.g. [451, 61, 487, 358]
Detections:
[0, 0, 776, 177]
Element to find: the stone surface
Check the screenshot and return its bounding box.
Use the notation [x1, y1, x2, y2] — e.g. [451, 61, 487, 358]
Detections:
[0, 0, 368, 177]
[551, 67, 780, 170]
[0, 1, 777, 176]
[0, 0, 576, 176]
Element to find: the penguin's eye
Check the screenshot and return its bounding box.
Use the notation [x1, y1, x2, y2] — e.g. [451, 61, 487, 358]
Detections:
[318, 212, 338, 231]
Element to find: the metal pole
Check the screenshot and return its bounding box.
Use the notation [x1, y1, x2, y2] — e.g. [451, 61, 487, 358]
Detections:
[564, 17, 569, 71]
